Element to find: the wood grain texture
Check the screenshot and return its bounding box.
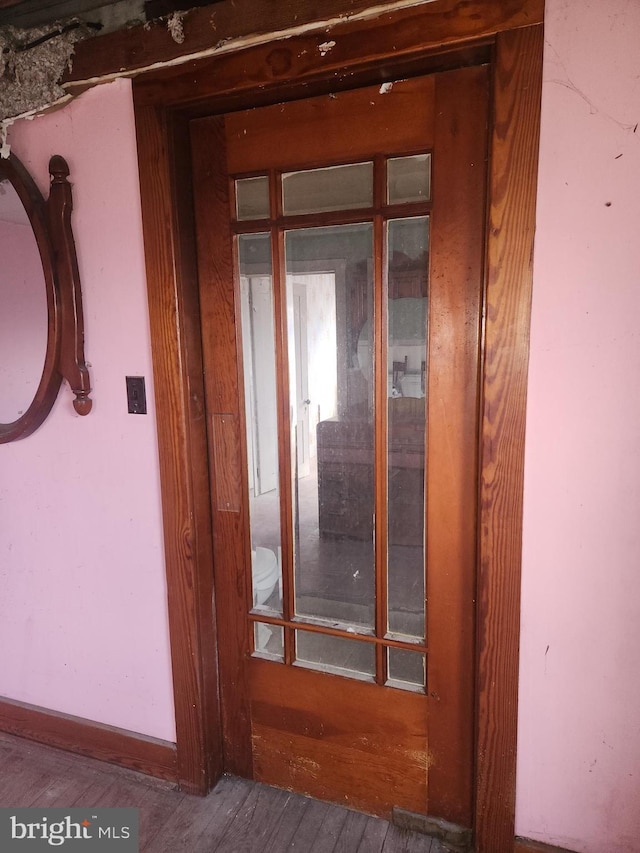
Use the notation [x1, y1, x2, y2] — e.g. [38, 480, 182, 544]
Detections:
[224, 76, 434, 174]
[189, 115, 254, 778]
[169, 113, 224, 793]
[426, 63, 488, 828]
[249, 659, 428, 819]
[127, 5, 500, 116]
[0, 697, 176, 781]
[133, 102, 222, 794]
[131, 41, 489, 121]
[269, 225, 295, 666]
[475, 24, 544, 853]
[211, 414, 242, 512]
[373, 173, 387, 687]
[47, 155, 92, 416]
[66, 0, 543, 89]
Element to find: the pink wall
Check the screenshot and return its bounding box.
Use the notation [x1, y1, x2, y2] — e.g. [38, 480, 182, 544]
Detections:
[2, 80, 176, 742]
[518, 0, 640, 851]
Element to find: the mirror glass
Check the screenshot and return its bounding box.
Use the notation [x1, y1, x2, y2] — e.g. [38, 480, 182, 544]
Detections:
[0, 178, 49, 424]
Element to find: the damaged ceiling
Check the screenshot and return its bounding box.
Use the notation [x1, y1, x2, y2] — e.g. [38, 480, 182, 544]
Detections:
[0, 0, 219, 32]
[0, 0, 224, 126]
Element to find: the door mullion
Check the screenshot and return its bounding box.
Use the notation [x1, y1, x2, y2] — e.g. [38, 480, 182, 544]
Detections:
[373, 202, 389, 686]
[270, 169, 295, 666]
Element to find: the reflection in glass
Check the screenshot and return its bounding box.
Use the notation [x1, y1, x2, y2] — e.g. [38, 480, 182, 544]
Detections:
[236, 176, 270, 220]
[0, 181, 48, 423]
[238, 233, 283, 615]
[387, 154, 431, 205]
[282, 163, 373, 216]
[285, 224, 375, 630]
[254, 622, 284, 661]
[387, 647, 425, 689]
[387, 217, 429, 640]
[296, 630, 375, 679]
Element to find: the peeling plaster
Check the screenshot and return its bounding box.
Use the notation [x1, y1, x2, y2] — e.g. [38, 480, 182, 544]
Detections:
[0, 22, 93, 127]
[318, 40, 336, 56]
[166, 12, 185, 45]
[0, 123, 10, 158]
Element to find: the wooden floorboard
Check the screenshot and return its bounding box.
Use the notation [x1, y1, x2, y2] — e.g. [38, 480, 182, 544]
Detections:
[308, 803, 350, 852]
[0, 732, 444, 852]
[213, 783, 296, 852]
[259, 787, 312, 851]
[145, 775, 253, 853]
[278, 795, 334, 850]
[381, 823, 435, 853]
[355, 816, 390, 852]
[332, 810, 370, 852]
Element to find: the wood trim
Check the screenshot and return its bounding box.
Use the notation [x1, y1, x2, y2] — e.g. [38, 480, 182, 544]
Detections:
[66, 0, 543, 89]
[131, 39, 491, 119]
[188, 116, 254, 778]
[249, 658, 429, 817]
[515, 839, 579, 853]
[475, 24, 544, 853]
[133, 104, 222, 795]
[0, 696, 177, 781]
[132, 2, 545, 845]
[426, 62, 488, 828]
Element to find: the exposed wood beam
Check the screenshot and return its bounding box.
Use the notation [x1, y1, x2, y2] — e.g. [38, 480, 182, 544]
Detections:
[64, 0, 543, 88]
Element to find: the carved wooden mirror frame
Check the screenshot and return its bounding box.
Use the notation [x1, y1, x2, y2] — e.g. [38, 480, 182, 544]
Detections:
[0, 153, 91, 443]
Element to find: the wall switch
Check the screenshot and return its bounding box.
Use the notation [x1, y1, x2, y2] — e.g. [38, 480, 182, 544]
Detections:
[126, 376, 147, 414]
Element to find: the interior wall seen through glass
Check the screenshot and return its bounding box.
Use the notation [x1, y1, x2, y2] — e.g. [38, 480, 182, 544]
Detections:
[386, 216, 429, 640]
[284, 224, 376, 636]
[238, 232, 283, 616]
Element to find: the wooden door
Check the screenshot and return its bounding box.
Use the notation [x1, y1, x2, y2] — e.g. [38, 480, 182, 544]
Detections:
[190, 65, 488, 827]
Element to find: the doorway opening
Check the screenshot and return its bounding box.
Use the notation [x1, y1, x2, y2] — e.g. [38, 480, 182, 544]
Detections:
[132, 7, 544, 848]
[190, 67, 487, 823]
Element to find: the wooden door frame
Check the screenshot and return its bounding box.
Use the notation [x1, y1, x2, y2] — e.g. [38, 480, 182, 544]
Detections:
[131, 3, 543, 850]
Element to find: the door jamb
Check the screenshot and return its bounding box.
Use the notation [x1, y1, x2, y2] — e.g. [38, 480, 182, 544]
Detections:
[132, 8, 543, 852]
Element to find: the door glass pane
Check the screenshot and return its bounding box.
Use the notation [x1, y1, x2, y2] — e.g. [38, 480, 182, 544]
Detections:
[387, 217, 429, 640]
[387, 647, 425, 689]
[254, 622, 284, 661]
[282, 163, 373, 215]
[387, 154, 431, 204]
[284, 224, 375, 631]
[296, 631, 375, 679]
[236, 176, 270, 220]
[238, 233, 283, 615]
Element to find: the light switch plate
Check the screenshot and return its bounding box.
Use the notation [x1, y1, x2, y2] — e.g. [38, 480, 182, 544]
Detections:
[126, 376, 147, 414]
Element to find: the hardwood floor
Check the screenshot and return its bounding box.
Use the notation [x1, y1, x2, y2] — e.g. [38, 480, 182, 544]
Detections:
[0, 732, 445, 852]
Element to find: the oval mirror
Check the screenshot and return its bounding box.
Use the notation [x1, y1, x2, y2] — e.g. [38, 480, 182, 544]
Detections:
[0, 177, 52, 421]
[0, 153, 91, 443]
